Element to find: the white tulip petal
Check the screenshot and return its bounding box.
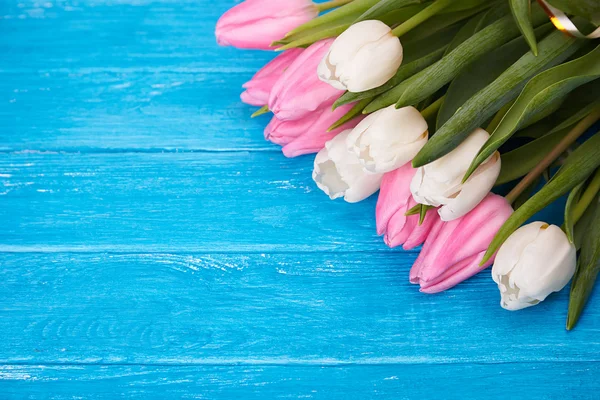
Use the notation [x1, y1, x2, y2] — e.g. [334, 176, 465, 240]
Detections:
[493, 222, 546, 279]
[492, 222, 577, 311]
[318, 20, 403, 93]
[410, 128, 499, 221]
[312, 130, 383, 203]
[438, 152, 501, 221]
[347, 106, 428, 174]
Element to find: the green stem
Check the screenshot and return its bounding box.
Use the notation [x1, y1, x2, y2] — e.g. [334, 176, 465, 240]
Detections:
[315, 0, 354, 12]
[420, 95, 444, 120]
[572, 168, 600, 225]
[391, 0, 453, 37]
[505, 107, 600, 205]
[251, 105, 270, 118]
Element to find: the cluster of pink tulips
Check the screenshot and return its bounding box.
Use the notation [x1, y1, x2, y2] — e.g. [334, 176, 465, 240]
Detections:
[216, 0, 600, 328]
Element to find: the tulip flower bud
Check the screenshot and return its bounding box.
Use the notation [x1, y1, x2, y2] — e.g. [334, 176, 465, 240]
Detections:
[410, 194, 513, 293]
[216, 0, 318, 50]
[347, 105, 428, 173]
[317, 20, 403, 93]
[410, 128, 501, 222]
[265, 102, 363, 158]
[492, 222, 577, 311]
[313, 130, 383, 203]
[376, 164, 438, 250]
[241, 49, 304, 107]
[269, 39, 342, 121]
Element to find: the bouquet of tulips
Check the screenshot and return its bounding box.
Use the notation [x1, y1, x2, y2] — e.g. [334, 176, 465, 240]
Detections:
[216, 0, 600, 329]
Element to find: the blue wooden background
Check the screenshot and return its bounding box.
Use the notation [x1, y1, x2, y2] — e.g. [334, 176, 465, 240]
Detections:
[1, 0, 599, 398]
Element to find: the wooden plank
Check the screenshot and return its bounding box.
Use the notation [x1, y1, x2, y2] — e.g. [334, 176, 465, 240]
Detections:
[0, 253, 598, 364]
[0, 0, 275, 151]
[0, 152, 390, 252]
[2, 363, 599, 399]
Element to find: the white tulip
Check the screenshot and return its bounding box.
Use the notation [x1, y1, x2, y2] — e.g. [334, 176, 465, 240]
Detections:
[313, 130, 383, 203]
[317, 20, 403, 93]
[346, 105, 428, 174]
[410, 128, 501, 221]
[492, 222, 577, 311]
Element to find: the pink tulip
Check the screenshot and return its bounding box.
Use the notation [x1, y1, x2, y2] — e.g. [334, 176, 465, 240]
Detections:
[265, 102, 362, 158]
[410, 194, 513, 294]
[376, 164, 438, 250]
[216, 0, 318, 50]
[269, 39, 343, 121]
[241, 49, 304, 106]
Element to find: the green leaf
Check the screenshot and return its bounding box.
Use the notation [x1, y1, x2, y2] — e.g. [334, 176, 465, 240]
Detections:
[405, 203, 422, 216]
[354, 0, 426, 22]
[483, 132, 600, 264]
[496, 125, 571, 185]
[464, 45, 600, 182]
[547, 0, 600, 26]
[442, 0, 490, 13]
[441, 13, 484, 55]
[565, 182, 585, 243]
[278, 2, 428, 49]
[574, 187, 600, 250]
[514, 79, 600, 139]
[284, 0, 378, 39]
[509, 0, 538, 55]
[365, 3, 549, 114]
[474, 1, 512, 30]
[327, 98, 371, 131]
[251, 105, 269, 118]
[567, 195, 600, 330]
[276, 24, 349, 50]
[396, 0, 496, 43]
[436, 24, 552, 130]
[333, 23, 460, 108]
[412, 28, 583, 168]
[419, 204, 433, 225]
[394, 3, 550, 110]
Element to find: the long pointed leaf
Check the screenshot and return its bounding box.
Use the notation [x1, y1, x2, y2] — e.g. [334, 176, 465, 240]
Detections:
[328, 98, 371, 131]
[393, 1, 497, 44]
[395, 3, 550, 109]
[567, 194, 600, 330]
[354, 0, 426, 22]
[514, 79, 600, 139]
[483, 131, 600, 264]
[565, 182, 585, 243]
[365, 3, 548, 113]
[510, 0, 538, 55]
[412, 29, 583, 168]
[279, 3, 427, 49]
[284, 0, 378, 38]
[436, 24, 552, 130]
[464, 45, 600, 181]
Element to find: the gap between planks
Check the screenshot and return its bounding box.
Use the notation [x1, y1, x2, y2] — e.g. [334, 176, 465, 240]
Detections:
[2, 359, 600, 367]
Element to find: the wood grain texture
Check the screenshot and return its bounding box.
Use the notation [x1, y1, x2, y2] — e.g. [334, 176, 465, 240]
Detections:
[1, 253, 598, 365]
[2, 363, 600, 399]
[1, 0, 599, 397]
[0, 0, 274, 151]
[0, 152, 386, 252]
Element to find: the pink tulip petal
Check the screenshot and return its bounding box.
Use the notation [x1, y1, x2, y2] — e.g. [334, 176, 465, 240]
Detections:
[419, 251, 495, 294]
[268, 39, 342, 122]
[410, 194, 513, 292]
[241, 49, 304, 106]
[216, 0, 317, 50]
